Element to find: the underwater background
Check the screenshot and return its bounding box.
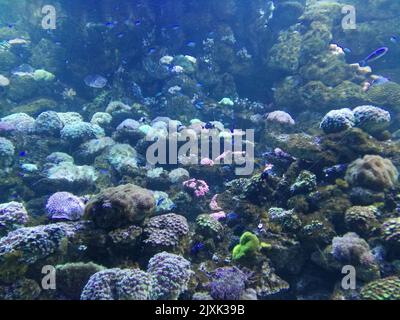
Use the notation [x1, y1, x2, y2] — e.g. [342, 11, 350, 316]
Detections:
[0, 0, 400, 300]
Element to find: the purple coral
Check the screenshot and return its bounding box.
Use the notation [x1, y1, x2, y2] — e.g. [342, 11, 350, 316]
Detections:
[0, 122, 16, 136]
[209, 267, 248, 300]
[147, 252, 193, 300]
[143, 213, 189, 248]
[46, 192, 85, 221]
[0, 223, 82, 265]
[331, 232, 376, 265]
[81, 268, 154, 300]
[0, 202, 29, 234]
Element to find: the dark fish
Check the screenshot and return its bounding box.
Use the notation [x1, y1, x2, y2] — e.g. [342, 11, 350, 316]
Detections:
[359, 47, 389, 67]
[19, 151, 27, 157]
[390, 36, 398, 44]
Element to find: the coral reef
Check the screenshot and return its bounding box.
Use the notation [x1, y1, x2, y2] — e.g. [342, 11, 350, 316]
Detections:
[0, 0, 399, 301]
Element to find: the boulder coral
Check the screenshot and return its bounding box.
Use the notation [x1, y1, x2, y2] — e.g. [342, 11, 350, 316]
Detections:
[84, 184, 155, 230]
[345, 155, 398, 190]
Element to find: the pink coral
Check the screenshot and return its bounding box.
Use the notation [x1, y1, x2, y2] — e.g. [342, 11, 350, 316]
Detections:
[209, 194, 222, 211]
[200, 158, 215, 166]
[183, 179, 210, 198]
[210, 211, 226, 221]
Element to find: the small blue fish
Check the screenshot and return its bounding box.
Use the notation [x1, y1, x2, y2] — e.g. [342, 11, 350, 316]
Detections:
[343, 48, 352, 54]
[186, 41, 196, 48]
[390, 36, 398, 44]
[99, 169, 109, 175]
[191, 242, 205, 255]
[134, 20, 142, 26]
[194, 100, 204, 110]
[226, 212, 239, 222]
[359, 47, 389, 67]
[19, 151, 27, 157]
[105, 21, 117, 28]
[156, 197, 165, 207]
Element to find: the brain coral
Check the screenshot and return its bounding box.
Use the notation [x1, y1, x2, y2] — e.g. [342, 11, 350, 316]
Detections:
[80, 268, 154, 300]
[360, 277, 400, 300]
[0, 202, 29, 235]
[345, 155, 398, 190]
[382, 217, 400, 249]
[353, 105, 391, 134]
[143, 213, 189, 250]
[320, 108, 355, 134]
[46, 192, 85, 221]
[147, 251, 193, 300]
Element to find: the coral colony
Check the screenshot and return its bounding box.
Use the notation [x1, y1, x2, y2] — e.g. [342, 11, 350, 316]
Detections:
[0, 0, 400, 301]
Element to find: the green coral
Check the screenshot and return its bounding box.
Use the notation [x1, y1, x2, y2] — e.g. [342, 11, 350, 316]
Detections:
[360, 277, 400, 300]
[0, 278, 41, 300]
[10, 98, 57, 117]
[196, 214, 223, 237]
[345, 206, 380, 237]
[268, 28, 302, 73]
[290, 170, 317, 195]
[366, 82, 400, 112]
[56, 262, 106, 299]
[33, 69, 55, 82]
[232, 232, 261, 261]
[382, 217, 400, 250]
